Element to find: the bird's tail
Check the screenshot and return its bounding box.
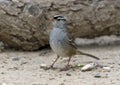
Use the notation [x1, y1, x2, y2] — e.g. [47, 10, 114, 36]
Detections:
[77, 50, 100, 60]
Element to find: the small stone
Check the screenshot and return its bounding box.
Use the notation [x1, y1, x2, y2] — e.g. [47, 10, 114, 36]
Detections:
[110, 65, 114, 68]
[40, 64, 47, 68]
[40, 63, 51, 70]
[103, 67, 111, 72]
[9, 67, 19, 70]
[1, 72, 5, 74]
[81, 63, 98, 71]
[49, 77, 55, 80]
[12, 57, 20, 61]
[94, 73, 101, 78]
[66, 73, 71, 76]
[2, 82, 7, 85]
[20, 62, 28, 65]
[59, 83, 65, 85]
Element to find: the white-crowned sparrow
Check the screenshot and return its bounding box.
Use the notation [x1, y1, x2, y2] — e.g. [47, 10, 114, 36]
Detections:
[49, 15, 99, 69]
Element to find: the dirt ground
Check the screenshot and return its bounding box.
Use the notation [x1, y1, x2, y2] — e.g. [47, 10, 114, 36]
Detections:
[0, 36, 120, 85]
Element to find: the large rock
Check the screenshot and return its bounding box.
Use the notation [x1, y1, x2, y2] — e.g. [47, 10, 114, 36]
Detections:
[0, 0, 120, 50]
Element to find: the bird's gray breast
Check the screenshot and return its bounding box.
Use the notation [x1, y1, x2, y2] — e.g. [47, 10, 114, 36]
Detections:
[49, 28, 69, 57]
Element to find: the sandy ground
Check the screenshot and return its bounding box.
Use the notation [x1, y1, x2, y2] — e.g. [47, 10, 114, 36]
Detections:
[0, 37, 120, 85]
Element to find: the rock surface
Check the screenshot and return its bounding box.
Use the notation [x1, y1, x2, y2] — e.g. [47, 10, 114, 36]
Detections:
[0, 0, 120, 50]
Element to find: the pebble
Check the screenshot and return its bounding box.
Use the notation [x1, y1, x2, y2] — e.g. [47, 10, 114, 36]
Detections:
[110, 65, 114, 68]
[40, 64, 50, 70]
[1, 72, 5, 74]
[40, 64, 47, 68]
[94, 73, 101, 78]
[21, 62, 27, 65]
[59, 83, 65, 85]
[66, 73, 71, 76]
[103, 66, 111, 72]
[12, 57, 20, 61]
[2, 83, 7, 85]
[49, 77, 55, 80]
[81, 63, 98, 71]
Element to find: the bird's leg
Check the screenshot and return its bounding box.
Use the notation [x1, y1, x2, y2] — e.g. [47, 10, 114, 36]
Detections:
[60, 57, 72, 71]
[66, 56, 72, 67]
[50, 55, 60, 68]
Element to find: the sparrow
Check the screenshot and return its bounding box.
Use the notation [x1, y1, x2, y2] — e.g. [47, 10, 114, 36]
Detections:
[49, 15, 99, 69]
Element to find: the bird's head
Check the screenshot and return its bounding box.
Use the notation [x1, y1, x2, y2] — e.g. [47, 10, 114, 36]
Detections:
[52, 15, 67, 29]
[53, 15, 66, 21]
